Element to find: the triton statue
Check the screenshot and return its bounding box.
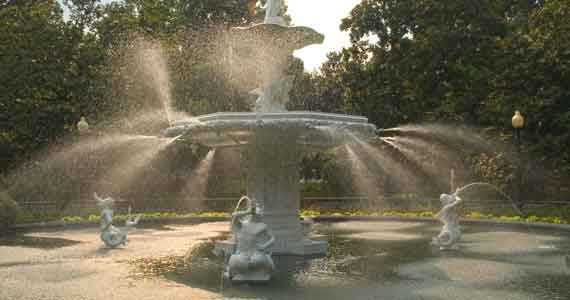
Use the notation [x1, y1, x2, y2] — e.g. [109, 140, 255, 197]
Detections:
[226, 196, 275, 282]
[95, 193, 140, 248]
[431, 193, 463, 250]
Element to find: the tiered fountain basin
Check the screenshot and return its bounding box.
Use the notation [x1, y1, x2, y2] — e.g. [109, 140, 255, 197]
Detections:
[164, 111, 376, 148]
[164, 112, 377, 256]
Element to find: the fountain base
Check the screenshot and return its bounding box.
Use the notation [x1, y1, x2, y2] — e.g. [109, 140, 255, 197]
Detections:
[215, 238, 328, 257]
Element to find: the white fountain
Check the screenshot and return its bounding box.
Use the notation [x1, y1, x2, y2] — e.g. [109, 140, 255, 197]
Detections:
[164, 0, 376, 256]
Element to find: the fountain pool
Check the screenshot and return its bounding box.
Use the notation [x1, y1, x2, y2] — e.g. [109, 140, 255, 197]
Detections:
[1, 220, 569, 300]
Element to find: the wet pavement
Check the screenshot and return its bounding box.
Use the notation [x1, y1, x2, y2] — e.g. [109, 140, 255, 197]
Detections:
[1, 220, 569, 300]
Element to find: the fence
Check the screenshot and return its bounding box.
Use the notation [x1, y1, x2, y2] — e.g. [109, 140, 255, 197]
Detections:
[16, 194, 570, 218]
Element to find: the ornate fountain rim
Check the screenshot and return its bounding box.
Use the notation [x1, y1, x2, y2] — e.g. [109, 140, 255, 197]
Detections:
[171, 111, 370, 125]
[164, 111, 377, 149]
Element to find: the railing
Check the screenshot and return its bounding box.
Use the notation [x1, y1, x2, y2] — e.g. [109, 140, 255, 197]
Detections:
[16, 196, 570, 217]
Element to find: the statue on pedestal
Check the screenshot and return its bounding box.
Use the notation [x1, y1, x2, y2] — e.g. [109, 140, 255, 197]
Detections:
[431, 193, 463, 250]
[95, 193, 140, 248]
[227, 197, 275, 282]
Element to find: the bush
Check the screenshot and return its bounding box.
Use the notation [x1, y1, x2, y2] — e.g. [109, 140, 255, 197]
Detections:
[301, 179, 327, 197]
[0, 190, 20, 230]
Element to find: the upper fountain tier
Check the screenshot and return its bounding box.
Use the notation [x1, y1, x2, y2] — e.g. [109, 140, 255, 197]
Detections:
[164, 0, 377, 150]
[231, 0, 324, 52]
[230, 0, 325, 113]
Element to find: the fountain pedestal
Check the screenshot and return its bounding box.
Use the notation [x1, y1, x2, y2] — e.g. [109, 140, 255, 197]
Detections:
[245, 129, 327, 255]
[167, 112, 376, 257]
[165, 0, 375, 258]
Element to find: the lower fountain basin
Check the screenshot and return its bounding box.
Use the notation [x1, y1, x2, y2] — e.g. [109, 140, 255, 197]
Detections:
[164, 111, 377, 149]
[3, 220, 568, 300]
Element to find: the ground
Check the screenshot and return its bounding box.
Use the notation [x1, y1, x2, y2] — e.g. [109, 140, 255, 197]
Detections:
[0, 221, 569, 300]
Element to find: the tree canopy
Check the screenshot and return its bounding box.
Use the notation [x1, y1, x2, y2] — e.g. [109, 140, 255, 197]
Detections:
[295, 0, 570, 178]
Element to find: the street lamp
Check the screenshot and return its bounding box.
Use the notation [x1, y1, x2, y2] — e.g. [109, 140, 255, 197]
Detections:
[511, 110, 524, 210]
[77, 116, 90, 135]
[76, 116, 90, 208]
[512, 111, 524, 130]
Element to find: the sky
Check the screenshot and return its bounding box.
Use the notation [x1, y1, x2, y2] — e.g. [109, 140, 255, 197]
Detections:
[287, 0, 361, 71]
[62, 0, 361, 71]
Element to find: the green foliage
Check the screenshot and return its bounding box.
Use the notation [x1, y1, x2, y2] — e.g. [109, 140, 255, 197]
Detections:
[302, 0, 570, 183]
[301, 180, 326, 197]
[0, 0, 262, 174]
[469, 153, 512, 190]
[0, 1, 78, 170]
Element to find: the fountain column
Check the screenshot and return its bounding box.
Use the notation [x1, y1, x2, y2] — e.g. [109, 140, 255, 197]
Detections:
[245, 127, 305, 254]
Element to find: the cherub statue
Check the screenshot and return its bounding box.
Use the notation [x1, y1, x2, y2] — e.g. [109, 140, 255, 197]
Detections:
[94, 193, 140, 248]
[431, 193, 463, 250]
[227, 197, 275, 282]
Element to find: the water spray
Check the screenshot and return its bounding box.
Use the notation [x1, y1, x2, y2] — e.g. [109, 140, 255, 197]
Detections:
[452, 182, 523, 215]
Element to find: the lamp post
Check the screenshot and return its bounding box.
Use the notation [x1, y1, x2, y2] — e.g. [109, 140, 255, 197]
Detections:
[511, 110, 525, 211]
[76, 116, 90, 213]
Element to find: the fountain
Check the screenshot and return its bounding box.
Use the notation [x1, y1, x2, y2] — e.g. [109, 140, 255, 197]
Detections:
[164, 0, 377, 256]
[4, 2, 570, 299]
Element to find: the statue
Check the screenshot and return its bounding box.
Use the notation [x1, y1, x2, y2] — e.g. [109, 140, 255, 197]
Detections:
[251, 74, 294, 113]
[431, 193, 463, 250]
[265, 0, 285, 25]
[226, 196, 275, 282]
[95, 193, 140, 248]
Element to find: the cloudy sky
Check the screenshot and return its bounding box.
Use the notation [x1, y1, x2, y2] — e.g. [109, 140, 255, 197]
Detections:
[62, 0, 361, 71]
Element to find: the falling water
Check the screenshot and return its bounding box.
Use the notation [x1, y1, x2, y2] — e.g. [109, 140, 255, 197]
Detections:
[133, 41, 188, 125]
[382, 137, 456, 190]
[93, 136, 179, 195]
[349, 134, 424, 193]
[180, 150, 216, 209]
[454, 182, 522, 214]
[4, 134, 168, 208]
[382, 123, 494, 153]
[103, 110, 171, 135]
[344, 144, 379, 198]
[393, 136, 463, 164]
[53, 134, 155, 160]
[7, 134, 155, 184]
[378, 137, 403, 152]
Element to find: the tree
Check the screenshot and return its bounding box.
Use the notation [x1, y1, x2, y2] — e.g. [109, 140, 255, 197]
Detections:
[0, 1, 77, 170]
[314, 0, 570, 185]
